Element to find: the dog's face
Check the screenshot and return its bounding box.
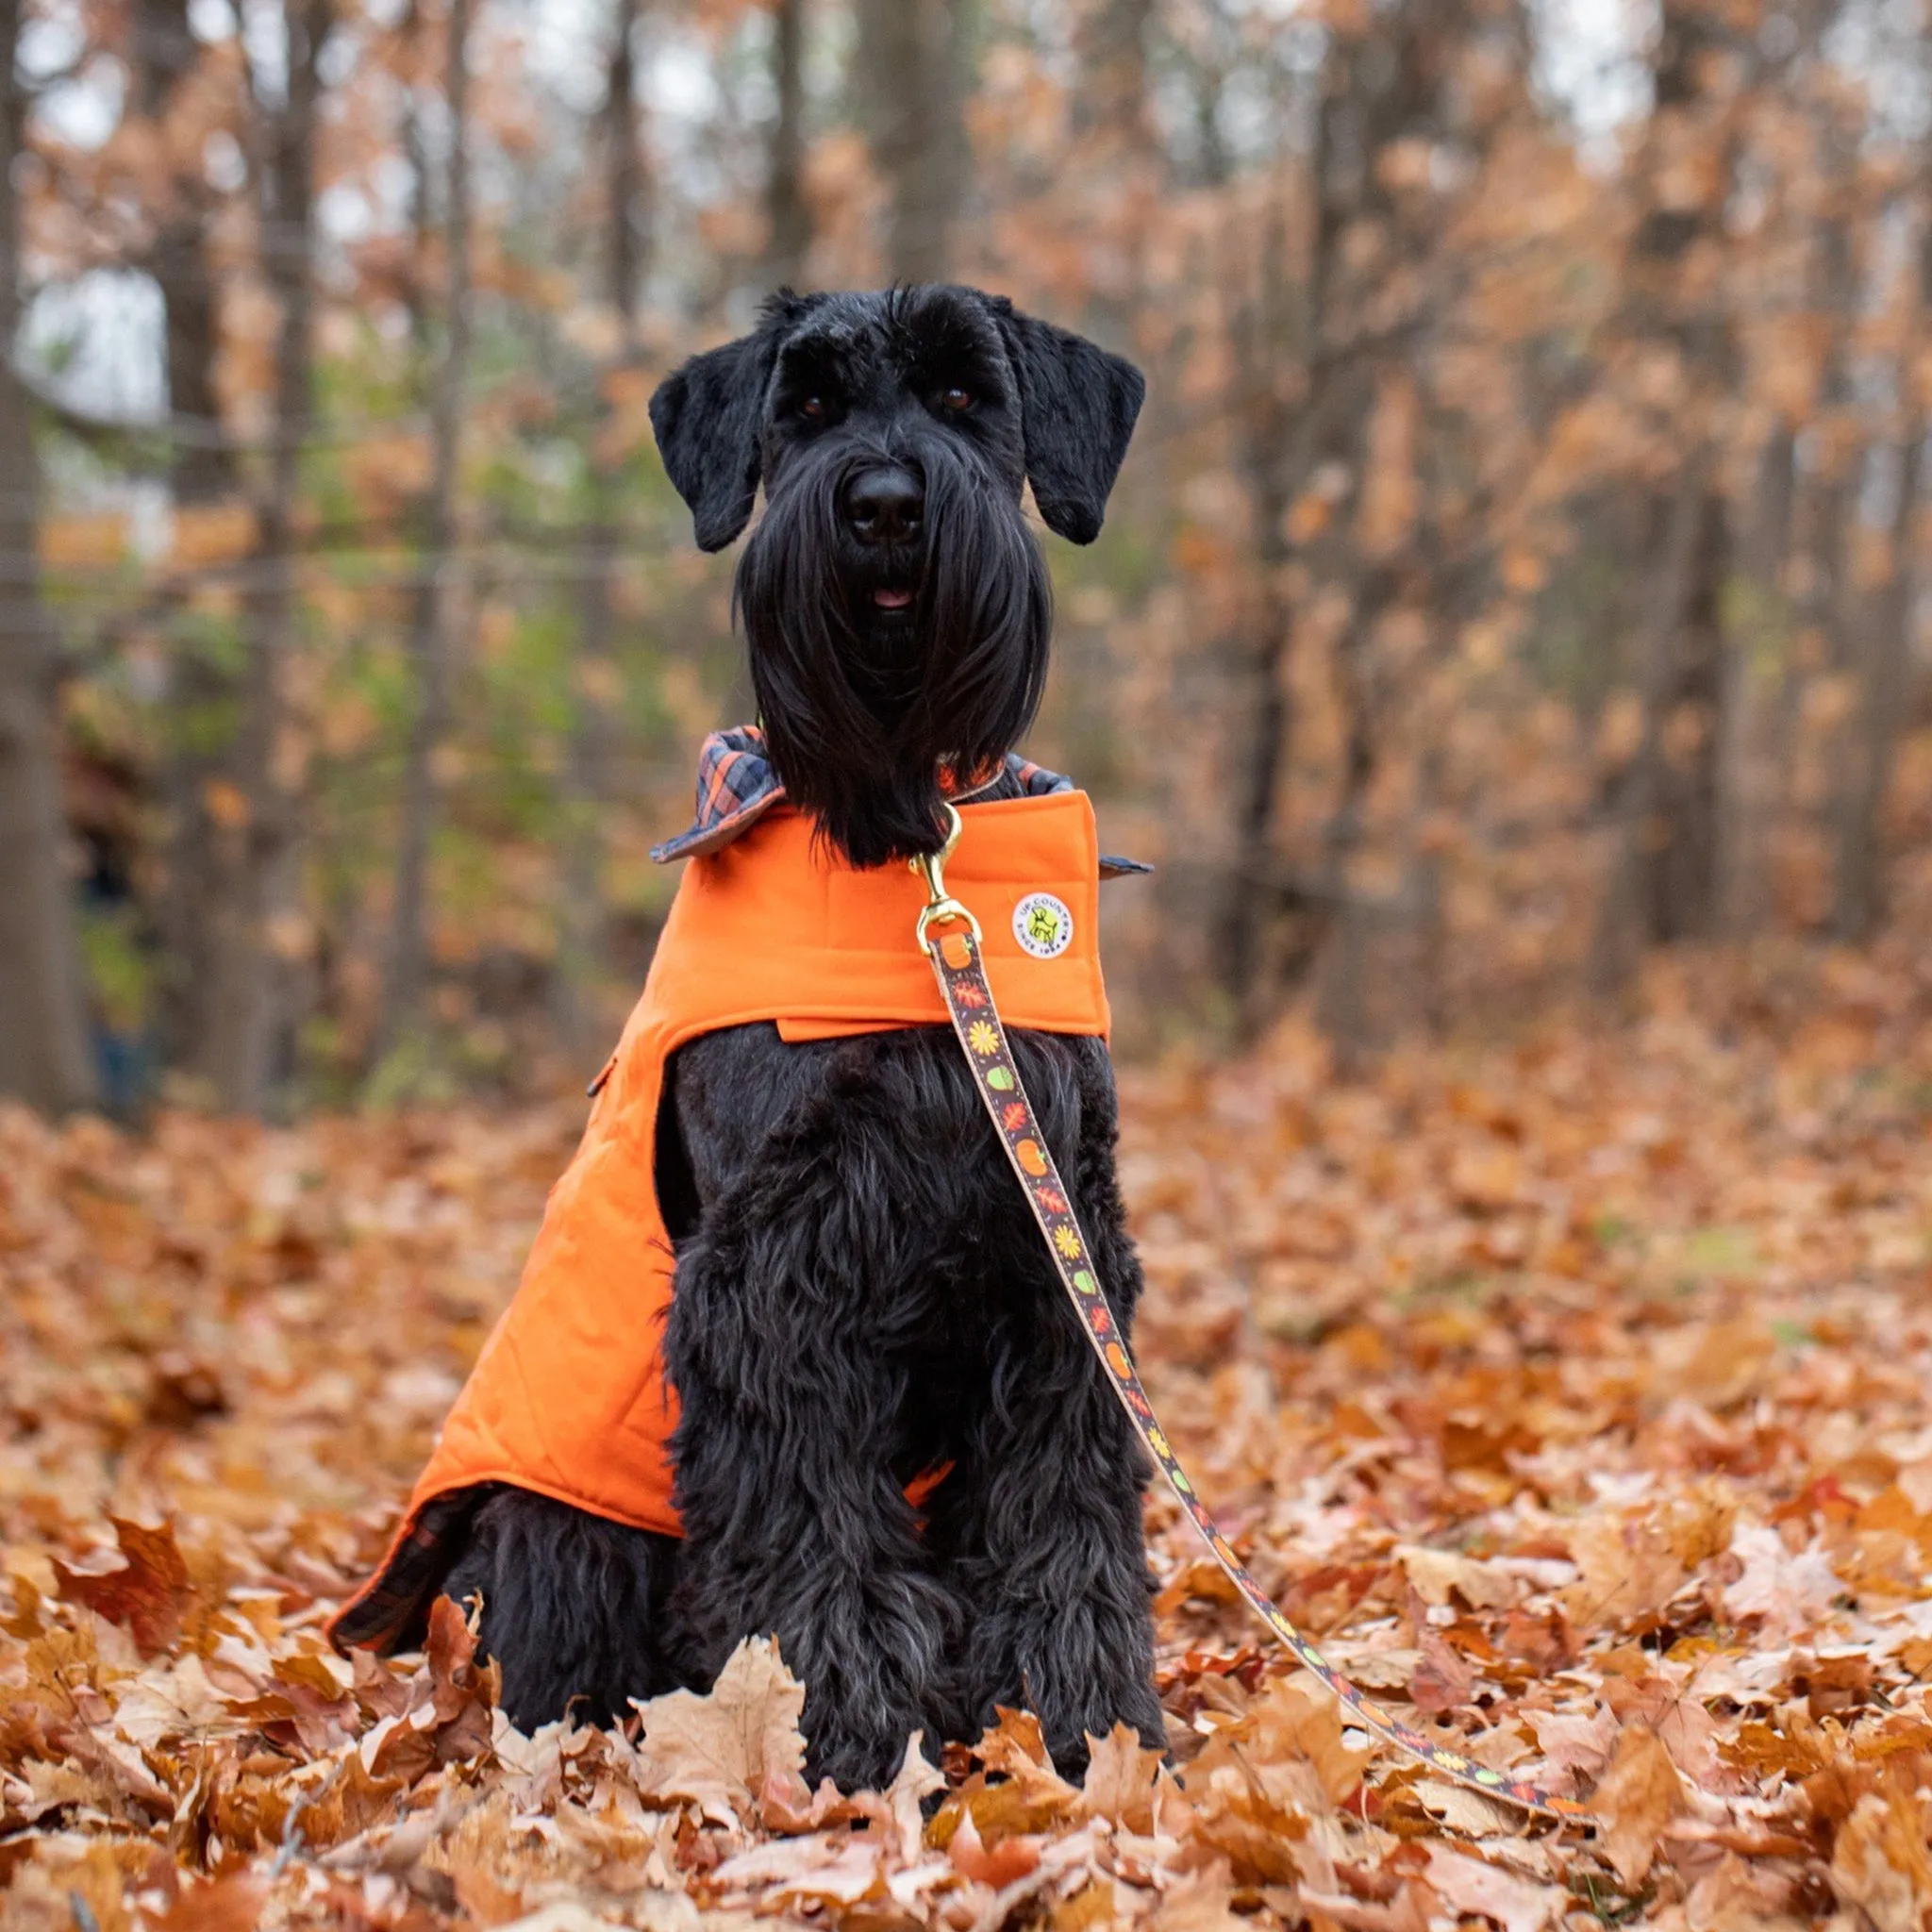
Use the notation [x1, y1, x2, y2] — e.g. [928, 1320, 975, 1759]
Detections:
[649, 286, 1144, 867]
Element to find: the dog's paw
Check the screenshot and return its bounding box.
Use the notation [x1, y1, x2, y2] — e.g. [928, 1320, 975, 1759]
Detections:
[805, 1722, 940, 1797]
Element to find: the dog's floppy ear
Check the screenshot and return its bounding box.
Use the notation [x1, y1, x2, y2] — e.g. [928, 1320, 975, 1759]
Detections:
[987, 299, 1145, 544]
[649, 321, 784, 552]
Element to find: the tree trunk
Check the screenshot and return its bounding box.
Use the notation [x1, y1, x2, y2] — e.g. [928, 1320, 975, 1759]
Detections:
[554, 0, 646, 1061]
[1072, 0, 1155, 143]
[138, 0, 246, 1087]
[189, 0, 330, 1113]
[854, 0, 967, 284]
[1214, 7, 1461, 1026]
[0, 0, 96, 1112]
[765, 0, 810, 288]
[1831, 420, 1922, 940]
[1591, 446, 1716, 992]
[1213, 192, 1300, 1012]
[1644, 481, 1727, 942]
[401, 0, 433, 347]
[605, 0, 647, 316]
[1210, 38, 1326, 1014]
[132, 0, 231, 500]
[1714, 425, 1795, 937]
[379, 0, 473, 1067]
[1832, 186, 1930, 943]
[1591, 0, 1742, 986]
[1311, 563, 1396, 1062]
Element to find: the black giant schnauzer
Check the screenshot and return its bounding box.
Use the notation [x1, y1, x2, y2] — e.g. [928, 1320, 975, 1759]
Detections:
[443, 285, 1164, 1790]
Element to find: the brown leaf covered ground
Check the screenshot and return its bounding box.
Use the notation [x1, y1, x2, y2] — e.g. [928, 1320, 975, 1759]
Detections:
[9, 951, 1932, 1931]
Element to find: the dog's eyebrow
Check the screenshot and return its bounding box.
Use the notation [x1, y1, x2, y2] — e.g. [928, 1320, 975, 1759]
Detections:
[782, 316, 859, 357]
[909, 335, 1008, 403]
[774, 332, 853, 384]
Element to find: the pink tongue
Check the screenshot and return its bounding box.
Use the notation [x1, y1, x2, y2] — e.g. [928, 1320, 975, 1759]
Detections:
[874, 588, 913, 609]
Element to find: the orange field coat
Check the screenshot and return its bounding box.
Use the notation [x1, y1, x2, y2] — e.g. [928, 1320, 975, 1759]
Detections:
[329, 790, 1118, 1646]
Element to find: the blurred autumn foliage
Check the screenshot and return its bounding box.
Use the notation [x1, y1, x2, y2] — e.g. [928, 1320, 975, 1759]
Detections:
[5, 0, 1932, 1109]
[14, 951, 1932, 1923]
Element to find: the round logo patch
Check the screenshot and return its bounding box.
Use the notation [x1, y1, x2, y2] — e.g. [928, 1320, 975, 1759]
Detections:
[1012, 891, 1074, 959]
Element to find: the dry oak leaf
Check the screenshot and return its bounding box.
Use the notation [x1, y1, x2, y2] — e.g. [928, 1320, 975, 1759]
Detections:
[926, 1706, 1082, 1851]
[139, 1872, 266, 1931]
[1141, 1869, 1253, 1932]
[1561, 1512, 1689, 1632]
[1296, 1881, 1434, 1932]
[756, 1762, 862, 1835]
[1080, 1721, 1166, 1832]
[110, 1655, 238, 1750]
[1721, 1524, 1841, 1639]
[1681, 1851, 1810, 1932]
[712, 1829, 891, 1907]
[1652, 1319, 1774, 1410]
[488, 1907, 649, 1932]
[1524, 1702, 1619, 1795]
[1600, 1672, 1728, 1791]
[1412, 1775, 1522, 1839]
[628, 1634, 806, 1825]
[53, 1517, 192, 1657]
[424, 1591, 494, 1724]
[296, 1751, 408, 1851]
[949, 1802, 1044, 1887]
[1829, 1786, 1932, 1932]
[490, 1710, 569, 1811]
[1409, 1629, 1475, 1717]
[1422, 1844, 1568, 1932]
[1180, 1675, 1367, 1888]
[1592, 1721, 1686, 1889]
[1395, 1544, 1516, 1611]
[975, 1704, 1061, 1778]
[879, 1728, 945, 1861]
[930, 1766, 1081, 1852]
[374, 1592, 500, 1775]
[1, 1571, 42, 1639]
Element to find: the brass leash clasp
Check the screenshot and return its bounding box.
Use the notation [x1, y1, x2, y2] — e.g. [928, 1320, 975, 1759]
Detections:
[911, 803, 982, 958]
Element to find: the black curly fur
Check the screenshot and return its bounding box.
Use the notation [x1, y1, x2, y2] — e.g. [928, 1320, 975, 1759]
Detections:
[441, 285, 1159, 1784]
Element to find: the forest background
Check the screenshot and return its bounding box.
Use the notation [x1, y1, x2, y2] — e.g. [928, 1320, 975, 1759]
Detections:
[6, 0, 1929, 1116]
[19, 5, 1932, 1927]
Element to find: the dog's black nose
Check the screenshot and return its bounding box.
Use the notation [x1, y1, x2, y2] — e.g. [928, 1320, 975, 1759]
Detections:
[841, 466, 924, 546]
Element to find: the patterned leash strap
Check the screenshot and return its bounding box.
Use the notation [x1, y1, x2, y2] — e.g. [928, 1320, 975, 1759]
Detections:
[910, 809, 1590, 1824]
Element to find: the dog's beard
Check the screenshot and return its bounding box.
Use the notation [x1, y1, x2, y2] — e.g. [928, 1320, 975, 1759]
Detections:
[735, 437, 1051, 869]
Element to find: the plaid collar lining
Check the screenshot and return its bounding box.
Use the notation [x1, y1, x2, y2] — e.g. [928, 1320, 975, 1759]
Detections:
[651, 724, 1150, 877]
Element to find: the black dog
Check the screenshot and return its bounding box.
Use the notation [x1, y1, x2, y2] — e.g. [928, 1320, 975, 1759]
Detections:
[442, 285, 1164, 1790]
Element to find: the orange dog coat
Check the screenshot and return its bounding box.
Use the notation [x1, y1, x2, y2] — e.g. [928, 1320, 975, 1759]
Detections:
[329, 789, 1118, 1650]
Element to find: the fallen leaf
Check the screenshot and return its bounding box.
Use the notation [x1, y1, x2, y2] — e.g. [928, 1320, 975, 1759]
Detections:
[1829, 1787, 1932, 1932]
[140, 1873, 266, 1930]
[53, 1518, 192, 1657]
[1593, 1722, 1686, 1887]
[1409, 1629, 1474, 1715]
[1423, 1845, 1566, 1932]
[948, 1803, 1042, 1887]
[1396, 1545, 1516, 1610]
[1080, 1721, 1165, 1831]
[1722, 1524, 1842, 1638]
[630, 1636, 807, 1825]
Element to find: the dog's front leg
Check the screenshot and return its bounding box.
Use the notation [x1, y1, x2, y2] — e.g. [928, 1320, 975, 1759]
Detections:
[927, 1054, 1168, 1777]
[929, 1327, 1167, 1778]
[662, 1141, 959, 1792]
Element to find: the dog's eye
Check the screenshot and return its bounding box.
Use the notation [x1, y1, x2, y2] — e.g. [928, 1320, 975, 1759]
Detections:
[799, 396, 826, 423]
[941, 388, 973, 414]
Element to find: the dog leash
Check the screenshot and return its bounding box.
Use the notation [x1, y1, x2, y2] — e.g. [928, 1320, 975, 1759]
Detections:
[910, 807, 1590, 1824]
